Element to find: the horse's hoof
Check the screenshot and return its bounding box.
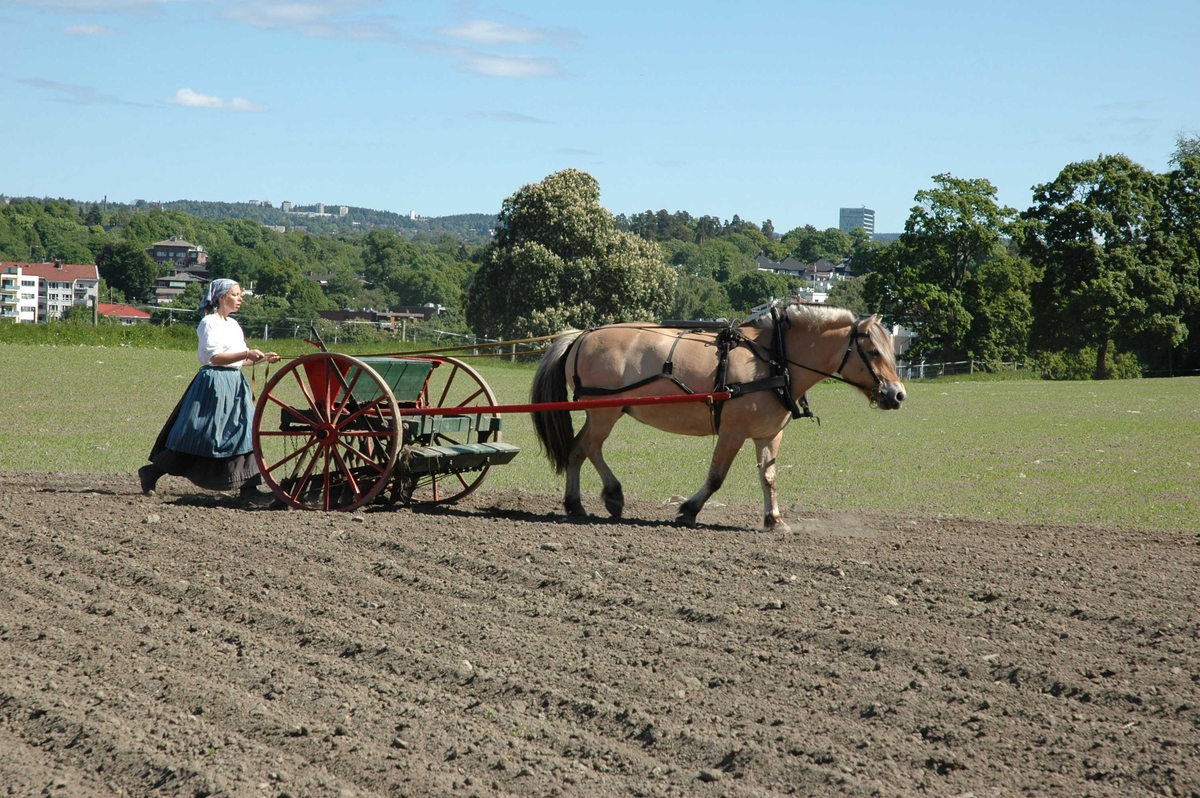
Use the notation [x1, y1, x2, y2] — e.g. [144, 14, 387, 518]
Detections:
[762, 515, 791, 533]
[676, 513, 698, 528]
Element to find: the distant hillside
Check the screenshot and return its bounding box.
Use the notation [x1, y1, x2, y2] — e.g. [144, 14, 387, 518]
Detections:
[159, 200, 496, 241]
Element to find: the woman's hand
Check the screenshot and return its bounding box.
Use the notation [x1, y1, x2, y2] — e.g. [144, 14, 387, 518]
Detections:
[243, 349, 281, 364]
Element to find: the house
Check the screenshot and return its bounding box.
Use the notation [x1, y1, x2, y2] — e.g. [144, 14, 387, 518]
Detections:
[303, 271, 335, 288]
[892, 324, 917, 357]
[755, 254, 807, 276]
[2, 261, 99, 321]
[153, 271, 208, 305]
[317, 305, 440, 329]
[98, 303, 152, 325]
[1, 264, 41, 323]
[146, 237, 208, 273]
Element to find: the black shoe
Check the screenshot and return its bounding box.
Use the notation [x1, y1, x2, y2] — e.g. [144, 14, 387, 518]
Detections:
[238, 484, 277, 508]
[138, 465, 158, 496]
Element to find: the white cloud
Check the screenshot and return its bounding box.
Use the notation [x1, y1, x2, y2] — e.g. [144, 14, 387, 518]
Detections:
[9, 0, 177, 11]
[438, 18, 581, 50]
[219, 0, 396, 41]
[460, 52, 561, 78]
[167, 88, 266, 112]
[439, 19, 539, 46]
[466, 110, 550, 124]
[65, 22, 117, 34]
[20, 76, 134, 105]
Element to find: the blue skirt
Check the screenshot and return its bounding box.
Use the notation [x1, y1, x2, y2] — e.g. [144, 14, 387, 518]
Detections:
[149, 366, 260, 491]
[166, 366, 255, 457]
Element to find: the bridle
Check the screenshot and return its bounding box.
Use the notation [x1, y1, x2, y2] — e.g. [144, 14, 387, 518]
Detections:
[780, 315, 888, 404]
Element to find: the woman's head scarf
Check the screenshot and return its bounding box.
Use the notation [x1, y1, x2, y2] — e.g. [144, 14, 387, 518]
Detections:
[200, 279, 238, 313]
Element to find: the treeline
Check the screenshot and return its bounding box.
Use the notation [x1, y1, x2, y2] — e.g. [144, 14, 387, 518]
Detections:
[614, 210, 877, 320]
[0, 200, 483, 332]
[7, 132, 1199, 379]
[162, 199, 496, 241]
[0, 193, 867, 337]
[856, 136, 1200, 378]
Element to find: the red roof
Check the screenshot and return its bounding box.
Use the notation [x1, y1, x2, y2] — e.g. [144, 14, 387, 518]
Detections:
[98, 303, 151, 319]
[1, 261, 98, 282]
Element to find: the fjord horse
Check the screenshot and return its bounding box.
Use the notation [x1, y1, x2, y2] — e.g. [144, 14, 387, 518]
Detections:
[530, 304, 906, 531]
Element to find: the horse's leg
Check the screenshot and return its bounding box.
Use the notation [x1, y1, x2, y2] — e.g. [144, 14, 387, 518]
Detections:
[754, 431, 790, 533]
[677, 431, 744, 527]
[562, 408, 624, 518]
[562, 415, 590, 517]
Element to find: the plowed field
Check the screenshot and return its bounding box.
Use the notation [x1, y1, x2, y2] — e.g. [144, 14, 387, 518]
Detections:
[2, 472, 1197, 797]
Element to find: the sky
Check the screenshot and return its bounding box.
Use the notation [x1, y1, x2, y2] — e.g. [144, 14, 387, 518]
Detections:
[2, 0, 1198, 234]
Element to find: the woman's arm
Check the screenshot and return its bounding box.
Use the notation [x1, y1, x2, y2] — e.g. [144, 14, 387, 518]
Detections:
[209, 348, 274, 367]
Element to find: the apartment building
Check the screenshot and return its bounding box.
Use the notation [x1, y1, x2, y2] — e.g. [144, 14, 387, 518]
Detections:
[1, 261, 99, 321]
[1, 265, 41, 322]
[146, 237, 208, 273]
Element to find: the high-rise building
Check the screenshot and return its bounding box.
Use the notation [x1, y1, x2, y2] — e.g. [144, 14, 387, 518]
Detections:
[839, 206, 875, 236]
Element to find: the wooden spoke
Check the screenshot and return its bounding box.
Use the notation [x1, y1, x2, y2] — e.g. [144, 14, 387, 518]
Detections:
[396, 356, 500, 506]
[252, 353, 400, 512]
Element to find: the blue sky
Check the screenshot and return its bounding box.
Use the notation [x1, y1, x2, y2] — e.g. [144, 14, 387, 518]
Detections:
[3, 0, 1198, 233]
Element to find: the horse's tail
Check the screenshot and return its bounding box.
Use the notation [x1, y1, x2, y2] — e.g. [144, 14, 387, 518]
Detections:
[531, 330, 582, 474]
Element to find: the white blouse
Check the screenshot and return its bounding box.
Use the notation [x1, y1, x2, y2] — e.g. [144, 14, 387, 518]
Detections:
[196, 313, 247, 368]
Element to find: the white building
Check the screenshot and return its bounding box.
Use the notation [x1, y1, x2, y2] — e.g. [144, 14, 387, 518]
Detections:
[839, 206, 875, 237]
[1, 265, 41, 323]
[3, 261, 99, 321]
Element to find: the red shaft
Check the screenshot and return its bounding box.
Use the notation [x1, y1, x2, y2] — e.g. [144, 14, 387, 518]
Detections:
[402, 391, 733, 417]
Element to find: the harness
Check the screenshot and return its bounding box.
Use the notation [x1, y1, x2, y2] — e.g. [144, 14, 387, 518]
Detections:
[571, 306, 846, 432]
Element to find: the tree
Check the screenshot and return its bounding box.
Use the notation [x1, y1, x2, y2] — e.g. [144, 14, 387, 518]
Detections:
[1170, 130, 1200, 166]
[467, 169, 677, 338]
[780, 225, 853, 264]
[1161, 135, 1200, 373]
[1023, 155, 1186, 378]
[84, 203, 103, 226]
[96, 241, 157, 302]
[865, 174, 1027, 363]
[671, 273, 729, 320]
[826, 275, 868, 315]
[725, 271, 774, 313]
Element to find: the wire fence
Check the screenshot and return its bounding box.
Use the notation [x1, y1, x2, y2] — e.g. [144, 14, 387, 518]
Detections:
[895, 360, 1029, 380]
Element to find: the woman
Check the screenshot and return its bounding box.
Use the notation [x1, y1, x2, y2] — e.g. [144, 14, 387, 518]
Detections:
[139, 279, 280, 504]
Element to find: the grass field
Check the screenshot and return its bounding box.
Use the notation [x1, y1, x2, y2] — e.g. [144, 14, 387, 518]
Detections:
[2, 340, 1197, 531]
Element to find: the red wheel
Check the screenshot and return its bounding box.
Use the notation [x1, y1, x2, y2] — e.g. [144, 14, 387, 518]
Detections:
[397, 356, 500, 505]
[253, 353, 400, 511]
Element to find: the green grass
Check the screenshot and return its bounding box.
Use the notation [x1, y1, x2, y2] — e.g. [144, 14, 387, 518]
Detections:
[2, 341, 1197, 531]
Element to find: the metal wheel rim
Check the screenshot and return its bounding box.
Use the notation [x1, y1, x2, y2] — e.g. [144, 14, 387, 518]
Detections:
[253, 353, 400, 512]
[399, 355, 499, 505]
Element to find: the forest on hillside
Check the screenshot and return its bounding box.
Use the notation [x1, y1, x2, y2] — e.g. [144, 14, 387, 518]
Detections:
[5, 132, 1199, 379]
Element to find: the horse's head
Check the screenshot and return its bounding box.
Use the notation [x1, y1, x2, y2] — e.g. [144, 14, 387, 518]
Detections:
[839, 314, 906, 410]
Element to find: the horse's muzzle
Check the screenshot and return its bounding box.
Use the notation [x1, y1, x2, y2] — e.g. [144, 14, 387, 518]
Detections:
[875, 381, 906, 410]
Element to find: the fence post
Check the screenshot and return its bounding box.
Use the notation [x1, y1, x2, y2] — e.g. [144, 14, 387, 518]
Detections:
[264, 323, 269, 341]
[969, 360, 974, 375]
[511, 343, 517, 362]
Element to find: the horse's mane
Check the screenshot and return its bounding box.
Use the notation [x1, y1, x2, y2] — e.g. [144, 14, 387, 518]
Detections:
[744, 302, 897, 368]
[742, 302, 855, 330]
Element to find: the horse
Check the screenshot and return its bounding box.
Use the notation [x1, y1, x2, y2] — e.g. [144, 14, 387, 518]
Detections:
[530, 302, 906, 531]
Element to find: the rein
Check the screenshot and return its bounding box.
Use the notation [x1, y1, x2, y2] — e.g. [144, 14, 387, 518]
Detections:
[778, 315, 886, 401]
